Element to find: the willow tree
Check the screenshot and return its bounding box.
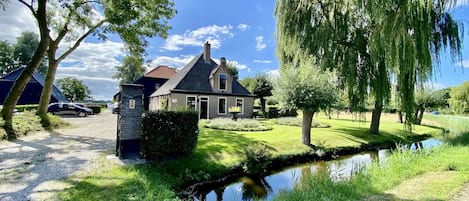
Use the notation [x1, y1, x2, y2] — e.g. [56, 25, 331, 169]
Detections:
[113, 53, 145, 84]
[275, 0, 462, 134]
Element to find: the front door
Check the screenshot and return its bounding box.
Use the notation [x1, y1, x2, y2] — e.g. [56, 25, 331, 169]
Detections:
[199, 97, 208, 119]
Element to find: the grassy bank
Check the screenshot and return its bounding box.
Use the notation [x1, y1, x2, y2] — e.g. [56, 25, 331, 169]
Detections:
[274, 114, 469, 201]
[57, 114, 441, 200]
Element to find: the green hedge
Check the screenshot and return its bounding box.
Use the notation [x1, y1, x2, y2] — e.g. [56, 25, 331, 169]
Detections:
[15, 104, 38, 112]
[141, 110, 199, 160]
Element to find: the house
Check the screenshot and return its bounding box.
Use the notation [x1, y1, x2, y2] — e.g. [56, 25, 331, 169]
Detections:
[0, 67, 68, 105]
[114, 65, 176, 110]
[149, 42, 255, 119]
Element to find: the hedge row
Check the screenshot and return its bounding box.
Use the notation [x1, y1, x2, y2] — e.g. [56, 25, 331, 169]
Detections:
[141, 110, 199, 160]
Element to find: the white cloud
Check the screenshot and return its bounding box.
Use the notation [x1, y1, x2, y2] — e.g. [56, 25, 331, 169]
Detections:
[0, 2, 38, 43]
[148, 55, 195, 69]
[457, 59, 469, 68]
[253, 59, 272, 64]
[266, 69, 280, 78]
[423, 82, 446, 90]
[162, 25, 234, 51]
[237, 24, 249, 31]
[255, 36, 266, 51]
[229, 61, 248, 70]
[455, 0, 469, 7]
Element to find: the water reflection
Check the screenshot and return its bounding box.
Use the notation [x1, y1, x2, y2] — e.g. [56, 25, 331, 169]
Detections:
[195, 138, 442, 201]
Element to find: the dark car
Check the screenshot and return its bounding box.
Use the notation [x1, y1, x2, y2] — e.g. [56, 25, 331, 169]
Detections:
[47, 103, 93, 117]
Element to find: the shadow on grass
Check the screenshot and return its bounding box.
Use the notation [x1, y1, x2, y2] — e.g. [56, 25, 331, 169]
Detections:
[58, 168, 176, 201]
[332, 127, 406, 145]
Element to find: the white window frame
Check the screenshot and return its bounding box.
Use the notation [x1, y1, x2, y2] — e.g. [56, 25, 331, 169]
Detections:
[219, 73, 227, 90]
[218, 97, 227, 114]
[186, 96, 197, 111]
[236, 98, 244, 115]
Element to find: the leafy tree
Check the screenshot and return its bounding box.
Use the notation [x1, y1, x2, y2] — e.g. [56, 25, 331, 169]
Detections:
[113, 53, 145, 84]
[13, 31, 38, 66]
[1, 1, 49, 139]
[277, 62, 337, 145]
[226, 61, 239, 80]
[275, 0, 462, 134]
[56, 77, 90, 102]
[253, 73, 273, 113]
[0, 40, 15, 76]
[1, 0, 176, 140]
[240, 76, 255, 93]
[449, 82, 469, 114]
[414, 89, 447, 125]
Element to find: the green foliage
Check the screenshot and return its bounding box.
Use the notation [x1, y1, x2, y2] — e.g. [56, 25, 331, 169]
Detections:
[113, 54, 145, 84]
[275, 117, 329, 128]
[141, 110, 199, 160]
[240, 76, 256, 93]
[415, 89, 447, 109]
[277, 63, 337, 113]
[226, 61, 239, 79]
[46, 113, 70, 129]
[204, 118, 272, 131]
[56, 77, 91, 102]
[275, 0, 462, 128]
[0, 110, 42, 139]
[0, 40, 15, 76]
[15, 104, 38, 112]
[243, 143, 274, 175]
[253, 73, 273, 99]
[177, 168, 211, 183]
[449, 81, 469, 114]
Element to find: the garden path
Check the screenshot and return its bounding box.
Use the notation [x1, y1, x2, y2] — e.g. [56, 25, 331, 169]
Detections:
[0, 110, 117, 201]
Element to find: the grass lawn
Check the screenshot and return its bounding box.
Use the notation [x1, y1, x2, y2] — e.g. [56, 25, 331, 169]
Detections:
[274, 114, 469, 201]
[57, 113, 443, 201]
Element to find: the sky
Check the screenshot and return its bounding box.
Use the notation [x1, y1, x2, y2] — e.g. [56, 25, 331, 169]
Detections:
[0, 0, 468, 100]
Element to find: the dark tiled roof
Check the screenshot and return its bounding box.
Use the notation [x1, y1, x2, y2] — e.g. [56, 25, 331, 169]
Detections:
[1, 67, 68, 102]
[151, 54, 253, 97]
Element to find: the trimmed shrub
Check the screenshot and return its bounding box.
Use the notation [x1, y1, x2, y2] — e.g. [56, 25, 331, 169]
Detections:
[141, 110, 199, 160]
[87, 106, 101, 114]
[275, 117, 330, 128]
[204, 118, 272, 131]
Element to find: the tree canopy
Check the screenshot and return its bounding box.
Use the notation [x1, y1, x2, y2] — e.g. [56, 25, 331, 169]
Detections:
[253, 73, 273, 113]
[449, 81, 469, 114]
[56, 77, 91, 102]
[113, 53, 145, 84]
[275, 0, 462, 132]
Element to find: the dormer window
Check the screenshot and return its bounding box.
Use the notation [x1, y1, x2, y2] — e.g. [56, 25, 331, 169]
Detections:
[219, 73, 227, 90]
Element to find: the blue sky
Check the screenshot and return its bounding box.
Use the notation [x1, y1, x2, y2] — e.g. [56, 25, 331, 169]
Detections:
[0, 0, 468, 100]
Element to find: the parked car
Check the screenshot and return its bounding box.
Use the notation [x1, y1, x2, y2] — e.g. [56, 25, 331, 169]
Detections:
[112, 104, 119, 114]
[47, 103, 93, 117]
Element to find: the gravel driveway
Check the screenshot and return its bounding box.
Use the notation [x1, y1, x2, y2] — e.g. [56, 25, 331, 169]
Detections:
[0, 110, 117, 201]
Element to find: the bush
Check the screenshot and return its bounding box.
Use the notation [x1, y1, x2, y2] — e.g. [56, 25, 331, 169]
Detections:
[204, 118, 272, 131]
[87, 106, 102, 114]
[141, 110, 199, 160]
[275, 117, 330, 128]
[1, 110, 44, 140]
[243, 143, 275, 175]
[278, 107, 298, 117]
[267, 107, 279, 118]
[15, 104, 38, 112]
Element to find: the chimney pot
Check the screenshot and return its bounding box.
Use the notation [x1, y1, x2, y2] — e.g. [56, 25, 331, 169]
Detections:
[220, 57, 226, 66]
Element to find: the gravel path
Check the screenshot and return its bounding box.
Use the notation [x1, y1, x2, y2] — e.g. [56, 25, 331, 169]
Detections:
[0, 110, 117, 201]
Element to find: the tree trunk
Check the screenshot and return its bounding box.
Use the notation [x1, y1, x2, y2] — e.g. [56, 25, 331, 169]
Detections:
[260, 97, 266, 113]
[416, 108, 424, 125]
[397, 111, 403, 123]
[1, 1, 49, 140]
[369, 101, 383, 135]
[37, 59, 58, 116]
[302, 110, 314, 146]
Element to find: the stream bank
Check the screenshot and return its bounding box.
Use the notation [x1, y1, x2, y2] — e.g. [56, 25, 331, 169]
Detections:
[179, 134, 436, 200]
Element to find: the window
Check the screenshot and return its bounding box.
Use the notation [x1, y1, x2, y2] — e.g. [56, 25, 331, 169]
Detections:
[219, 73, 227, 90]
[236, 98, 244, 114]
[218, 97, 226, 114]
[186, 96, 196, 111]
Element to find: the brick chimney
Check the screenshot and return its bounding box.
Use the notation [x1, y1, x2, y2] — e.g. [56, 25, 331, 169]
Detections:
[204, 41, 210, 63]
